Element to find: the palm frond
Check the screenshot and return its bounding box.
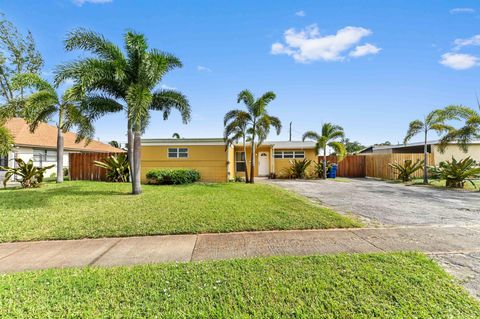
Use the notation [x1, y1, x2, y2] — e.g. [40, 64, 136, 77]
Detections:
[302, 130, 320, 142]
[150, 89, 191, 124]
[328, 141, 346, 161]
[65, 28, 125, 63]
[404, 119, 424, 144]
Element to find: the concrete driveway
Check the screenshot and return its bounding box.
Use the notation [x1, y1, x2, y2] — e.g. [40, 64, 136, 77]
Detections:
[265, 178, 480, 298]
[266, 178, 480, 227]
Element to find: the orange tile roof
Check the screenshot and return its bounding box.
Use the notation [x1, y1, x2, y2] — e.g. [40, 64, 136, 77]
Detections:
[4, 118, 124, 153]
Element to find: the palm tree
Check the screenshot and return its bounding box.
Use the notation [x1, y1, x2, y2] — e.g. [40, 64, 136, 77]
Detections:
[24, 82, 94, 183]
[439, 102, 480, 153]
[172, 133, 180, 139]
[224, 90, 281, 183]
[404, 109, 456, 184]
[302, 123, 346, 179]
[108, 140, 121, 148]
[55, 29, 190, 194]
[224, 110, 250, 182]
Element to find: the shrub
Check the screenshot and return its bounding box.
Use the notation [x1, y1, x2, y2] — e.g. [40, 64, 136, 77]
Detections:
[430, 157, 480, 188]
[234, 175, 245, 182]
[389, 159, 424, 182]
[94, 154, 130, 182]
[314, 161, 332, 178]
[146, 169, 201, 185]
[63, 167, 69, 177]
[0, 158, 54, 188]
[287, 159, 312, 179]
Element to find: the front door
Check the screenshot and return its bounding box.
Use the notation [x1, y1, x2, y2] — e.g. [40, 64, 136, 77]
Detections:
[258, 152, 269, 176]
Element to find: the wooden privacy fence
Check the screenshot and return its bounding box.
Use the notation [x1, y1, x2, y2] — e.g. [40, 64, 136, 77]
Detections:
[69, 152, 124, 181]
[365, 153, 434, 180]
[325, 155, 366, 177]
[321, 153, 434, 180]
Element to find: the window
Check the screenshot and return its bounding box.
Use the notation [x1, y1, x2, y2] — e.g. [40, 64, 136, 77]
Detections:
[235, 151, 246, 172]
[274, 151, 305, 159]
[168, 148, 188, 158]
[294, 151, 305, 158]
[283, 151, 294, 159]
[0, 155, 7, 170]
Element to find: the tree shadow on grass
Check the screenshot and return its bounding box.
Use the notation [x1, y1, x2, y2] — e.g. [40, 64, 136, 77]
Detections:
[0, 185, 129, 210]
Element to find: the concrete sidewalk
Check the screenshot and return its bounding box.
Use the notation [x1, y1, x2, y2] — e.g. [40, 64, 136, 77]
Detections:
[1, 225, 480, 273]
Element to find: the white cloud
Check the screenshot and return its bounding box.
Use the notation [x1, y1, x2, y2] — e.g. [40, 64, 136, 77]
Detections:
[349, 43, 381, 57]
[449, 8, 475, 14]
[161, 84, 177, 90]
[197, 65, 212, 72]
[440, 53, 479, 70]
[73, 0, 112, 6]
[295, 10, 305, 17]
[453, 34, 480, 50]
[271, 24, 377, 63]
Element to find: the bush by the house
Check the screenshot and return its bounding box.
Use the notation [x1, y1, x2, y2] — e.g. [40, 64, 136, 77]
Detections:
[0, 158, 54, 188]
[146, 169, 201, 185]
[94, 154, 130, 183]
[286, 159, 312, 179]
[389, 159, 423, 182]
[429, 156, 480, 188]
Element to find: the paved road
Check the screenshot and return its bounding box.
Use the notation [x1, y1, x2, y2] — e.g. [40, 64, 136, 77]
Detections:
[266, 178, 480, 227]
[265, 178, 480, 298]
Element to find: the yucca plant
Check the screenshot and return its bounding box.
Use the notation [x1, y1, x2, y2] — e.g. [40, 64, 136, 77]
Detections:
[389, 159, 424, 182]
[288, 158, 312, 179]
[94, 154, 131, 182]
[313, 160, 332, 178]
[430, 157, 480, 188]
[0, 158, 54, 188]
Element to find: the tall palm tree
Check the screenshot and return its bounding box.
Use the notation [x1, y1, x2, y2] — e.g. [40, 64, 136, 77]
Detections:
[404, 109, 456, 184]
[224, 90, 281, 183]
[24, 82, 95, 183]
[224, 110, 250, 182]
[303, 123, 346, 179]
[55, 29, 190, 194]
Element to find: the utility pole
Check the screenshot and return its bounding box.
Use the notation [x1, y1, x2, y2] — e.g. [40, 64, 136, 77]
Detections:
[289, 121, 292, 141]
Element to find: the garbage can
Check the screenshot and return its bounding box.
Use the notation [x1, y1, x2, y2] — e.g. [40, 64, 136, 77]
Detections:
[327, 164, 337, 178]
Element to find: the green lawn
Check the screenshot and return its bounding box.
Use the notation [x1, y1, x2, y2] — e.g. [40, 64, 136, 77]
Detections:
[0, 181, 359, 242]
[0, 252, 478, 318]
[410, 178, 480, 191]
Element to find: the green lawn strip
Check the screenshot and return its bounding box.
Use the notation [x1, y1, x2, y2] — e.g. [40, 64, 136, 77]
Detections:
[409, 179, 480, 191]
[0, 181, 359, 242]
[0, 252, 478, 318]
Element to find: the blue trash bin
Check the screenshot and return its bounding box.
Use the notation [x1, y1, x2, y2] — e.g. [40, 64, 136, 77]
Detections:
[327, 164, 337, 178]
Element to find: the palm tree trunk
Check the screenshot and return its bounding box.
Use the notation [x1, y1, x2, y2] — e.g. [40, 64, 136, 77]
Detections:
[56, 126, 64, 183]
[127, 122, 134, 183]
[323, 148, 327, 179]
[423, 130, 428, 184]
[250, 138, 255, 184]
[132, 127, 142, 195]
[242, 136, 249, 183]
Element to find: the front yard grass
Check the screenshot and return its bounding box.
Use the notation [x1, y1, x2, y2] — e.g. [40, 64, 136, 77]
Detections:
[410, 178, 480, 191]
[0, 181, 359, 242]
[1, 252, 478, 318]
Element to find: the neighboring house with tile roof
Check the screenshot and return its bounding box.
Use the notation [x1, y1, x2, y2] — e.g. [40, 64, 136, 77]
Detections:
[0, 118, 123, 180]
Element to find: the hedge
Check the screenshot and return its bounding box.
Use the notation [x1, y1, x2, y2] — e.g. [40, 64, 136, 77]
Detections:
[146, 169, 201, 185]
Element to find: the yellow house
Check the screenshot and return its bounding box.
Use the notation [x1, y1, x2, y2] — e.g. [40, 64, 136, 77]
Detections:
[141, 138, 317, 183]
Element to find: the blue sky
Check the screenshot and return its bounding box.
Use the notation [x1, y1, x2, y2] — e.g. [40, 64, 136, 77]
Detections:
[2, 0, 480, 145]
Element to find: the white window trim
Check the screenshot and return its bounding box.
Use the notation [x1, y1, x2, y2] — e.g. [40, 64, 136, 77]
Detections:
[274, 150, 305, 159]
[167, 147, 189, 159]
[235, 151, 246, 172]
